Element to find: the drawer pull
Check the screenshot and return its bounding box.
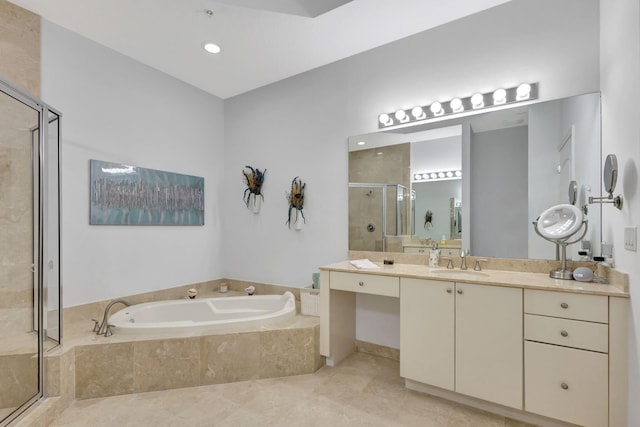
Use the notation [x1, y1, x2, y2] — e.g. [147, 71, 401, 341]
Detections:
[358, 281, 364, 287]
[561, 382, 569, 390]
[560, 330, 569, 337]
[457, 289, 463, 295]
[446, 288, 452, 294]
[560, 302, 569, 309]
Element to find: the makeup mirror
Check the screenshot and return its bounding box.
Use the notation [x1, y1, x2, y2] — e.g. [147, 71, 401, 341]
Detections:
[589, 153, 623, 209]
[603, 154, 618, 194]
[533, 204, 588, 279]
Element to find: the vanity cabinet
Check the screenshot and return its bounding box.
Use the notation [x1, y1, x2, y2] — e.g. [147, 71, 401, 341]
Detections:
[321, 261, 628, 426]
[400, 278, 523, 409]
[524, 289, 609, 427]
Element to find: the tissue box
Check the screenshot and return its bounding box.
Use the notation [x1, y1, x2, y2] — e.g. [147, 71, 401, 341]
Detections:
[300, 286, 320, 316]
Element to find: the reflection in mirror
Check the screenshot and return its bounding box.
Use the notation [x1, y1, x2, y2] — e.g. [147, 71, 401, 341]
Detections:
[348, 92, 602, 261]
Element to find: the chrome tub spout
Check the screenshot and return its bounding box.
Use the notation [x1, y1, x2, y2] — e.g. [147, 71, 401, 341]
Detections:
[97, 299, 130, 335]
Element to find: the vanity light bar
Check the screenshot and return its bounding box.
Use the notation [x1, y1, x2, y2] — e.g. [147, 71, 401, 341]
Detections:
[378, 83, 538, 128]
[413, 170, 462, 182]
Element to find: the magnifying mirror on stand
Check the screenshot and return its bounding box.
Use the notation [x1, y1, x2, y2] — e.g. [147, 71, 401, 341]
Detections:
[533, 204, 588, 279]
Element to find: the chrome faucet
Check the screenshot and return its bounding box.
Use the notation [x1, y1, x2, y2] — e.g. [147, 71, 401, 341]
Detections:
[94, 299, 130, 336]
[459, 249, 468, 270]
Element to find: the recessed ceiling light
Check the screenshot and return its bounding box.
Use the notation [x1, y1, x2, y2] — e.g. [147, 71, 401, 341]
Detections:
[203, 42, 221, 54]
[357, 141, 366, 146]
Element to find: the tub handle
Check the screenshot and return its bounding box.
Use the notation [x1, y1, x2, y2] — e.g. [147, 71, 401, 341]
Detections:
[104, 324, 115, 337]
[91, 318, 100, 332]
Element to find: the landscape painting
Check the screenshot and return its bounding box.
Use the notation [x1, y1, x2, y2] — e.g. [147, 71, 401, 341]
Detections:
[90, 160, 204, 225]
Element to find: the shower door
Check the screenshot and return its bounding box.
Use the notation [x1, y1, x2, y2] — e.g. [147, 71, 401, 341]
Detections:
[0, 78, 61, 425]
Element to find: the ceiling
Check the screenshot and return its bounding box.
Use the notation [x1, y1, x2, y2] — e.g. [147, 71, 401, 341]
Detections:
[9, 0, 511, 99]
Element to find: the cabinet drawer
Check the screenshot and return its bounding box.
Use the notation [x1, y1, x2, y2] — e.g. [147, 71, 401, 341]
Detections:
[525, 341, 608, 427]
[524, 289, 608, 323]
[330, 272, 399, 297]
[524, 314, 608, 353]
[440, 248, 460, 257]
[403, 246, 428, 254]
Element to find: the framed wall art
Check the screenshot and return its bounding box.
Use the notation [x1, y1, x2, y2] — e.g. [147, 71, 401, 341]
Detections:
[90, 159, 204, 225]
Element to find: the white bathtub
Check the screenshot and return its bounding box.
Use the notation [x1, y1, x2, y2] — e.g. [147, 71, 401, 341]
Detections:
[108, 291, 296, 334]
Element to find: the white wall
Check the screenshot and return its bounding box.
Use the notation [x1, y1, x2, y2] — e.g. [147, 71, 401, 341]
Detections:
[41, 21, 225, 306]
[223, 0, 601, 348]
[600, 0, 640, 424]
[471, 126, 528, 258]
[528, 93, 602, 260]
[413, 179, 462, 241]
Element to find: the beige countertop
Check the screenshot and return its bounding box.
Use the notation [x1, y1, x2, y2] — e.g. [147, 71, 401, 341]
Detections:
[320, 261, 629, 297]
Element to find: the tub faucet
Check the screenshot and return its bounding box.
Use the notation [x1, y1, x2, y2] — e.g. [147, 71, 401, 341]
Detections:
[96, 299, 130, 335]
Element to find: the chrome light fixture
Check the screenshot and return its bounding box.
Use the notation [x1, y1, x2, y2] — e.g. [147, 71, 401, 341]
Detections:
[413, 170, 462, 182]
[377, 83, 538, 128]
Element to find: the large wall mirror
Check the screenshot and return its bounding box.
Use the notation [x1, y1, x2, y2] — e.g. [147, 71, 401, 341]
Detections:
[348, 92, 602, 261]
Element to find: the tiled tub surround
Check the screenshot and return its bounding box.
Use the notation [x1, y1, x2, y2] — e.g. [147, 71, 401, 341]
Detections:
[321, 257, 629, 427]
[17, 280, 322, 426]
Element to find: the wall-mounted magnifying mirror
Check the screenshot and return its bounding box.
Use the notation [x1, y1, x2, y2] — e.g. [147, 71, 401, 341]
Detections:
[603, 154, 618, 194]
[533, 204, 588, 279]
[568, 180, 577, 205]
[589, 153, 623, 209]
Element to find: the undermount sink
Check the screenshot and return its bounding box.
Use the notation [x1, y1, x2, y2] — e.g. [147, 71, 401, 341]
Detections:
[430, 269, 490, 279]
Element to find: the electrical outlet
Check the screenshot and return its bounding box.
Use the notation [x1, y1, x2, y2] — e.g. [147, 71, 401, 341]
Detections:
[624, 227, 637, 251]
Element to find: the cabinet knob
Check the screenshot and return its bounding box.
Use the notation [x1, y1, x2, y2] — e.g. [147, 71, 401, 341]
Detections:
[561, 382, 569, 390]
[457, 289, 463, 295]
[358, 281, 364, 287]
[446, 288, 452, 294]
[560, 302, 569, 309]
[560, 330, 569, 337]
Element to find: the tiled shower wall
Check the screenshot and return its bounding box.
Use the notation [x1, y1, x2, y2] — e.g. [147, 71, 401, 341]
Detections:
[0, 0, 41, 414]
[0, 0, 41, 322]
[348, 143, 410, 251]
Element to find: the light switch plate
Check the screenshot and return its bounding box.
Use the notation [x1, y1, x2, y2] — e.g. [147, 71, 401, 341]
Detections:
[624, 227, 637, 251]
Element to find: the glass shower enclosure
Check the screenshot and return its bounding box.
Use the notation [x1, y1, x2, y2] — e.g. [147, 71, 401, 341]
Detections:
[0, 77, 61, 425]
[348, 183, 412, 252]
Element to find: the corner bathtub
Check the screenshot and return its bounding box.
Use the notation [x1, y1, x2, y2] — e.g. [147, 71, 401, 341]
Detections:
[108, 291, 296, 334]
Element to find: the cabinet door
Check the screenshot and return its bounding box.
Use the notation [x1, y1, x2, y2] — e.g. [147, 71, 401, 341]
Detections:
[400, 278, 455, 390]
[455, 283, 523, 409]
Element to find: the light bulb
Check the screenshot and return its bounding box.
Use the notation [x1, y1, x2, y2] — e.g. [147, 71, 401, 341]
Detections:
[395, 109, 407, 121]
[450, 98, 463, 112]
[493, 88, 507, 105]
[422, 174, 428, 179]
[438, 172, 445, 178]
[430, 173, 438, 179]
[414, 174, 421, 180]
[471, 93, 484, 109]
[430, 102, 443, 115]
[516, 83, 531, 100]
[455, 170, 462, 177]
[411, 106, 425, 119]
[379, 113, 392, 126]
[446, 171, 453, 178]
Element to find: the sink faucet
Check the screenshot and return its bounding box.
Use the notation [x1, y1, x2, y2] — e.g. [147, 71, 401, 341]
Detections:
[460, 249, 468, 270]
[95, 299, 130, 335]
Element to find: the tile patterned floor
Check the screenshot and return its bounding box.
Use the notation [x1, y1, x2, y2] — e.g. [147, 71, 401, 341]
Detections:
[49, 352, 536, 427]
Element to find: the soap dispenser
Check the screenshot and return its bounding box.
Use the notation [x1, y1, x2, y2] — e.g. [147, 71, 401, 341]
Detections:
[429, 242, 440, 268]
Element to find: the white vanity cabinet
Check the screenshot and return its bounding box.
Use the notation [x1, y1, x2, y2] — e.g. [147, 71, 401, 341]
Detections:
[524, 289, 609, 427]
[400, 278, 523, 409]
[320, 261, 628, 426]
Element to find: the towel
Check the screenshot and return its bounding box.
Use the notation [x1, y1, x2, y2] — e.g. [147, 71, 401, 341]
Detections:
[349, 259, 380, 269]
